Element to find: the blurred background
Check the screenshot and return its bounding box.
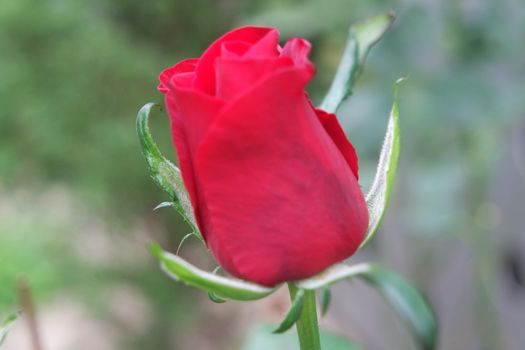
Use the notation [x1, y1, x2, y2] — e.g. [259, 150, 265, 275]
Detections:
[1, 0, 524, 349]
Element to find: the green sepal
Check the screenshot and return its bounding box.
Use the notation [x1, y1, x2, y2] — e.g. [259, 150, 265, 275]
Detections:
[273, 288, 305, 334]
[0, 312, 19, 346]
[359, 79, 403, 250]
[320, 12, 395, 113]
[353, 12, 396, 69]
[296, 263, 437, 350]
[319, 14, 400, 248]
[136, 103, 202, 242]
[149, 243, 277, 301]
[320, 287, 332, 316]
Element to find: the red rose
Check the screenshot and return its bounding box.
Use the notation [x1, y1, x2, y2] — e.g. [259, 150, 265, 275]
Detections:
[158, 26, 368, 286]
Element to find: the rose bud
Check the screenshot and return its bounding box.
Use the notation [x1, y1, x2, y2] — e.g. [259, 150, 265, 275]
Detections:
[158, 26, 368, 287]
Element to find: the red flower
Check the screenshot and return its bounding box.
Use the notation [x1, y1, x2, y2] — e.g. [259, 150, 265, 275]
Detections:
[158, 26, 368, 286]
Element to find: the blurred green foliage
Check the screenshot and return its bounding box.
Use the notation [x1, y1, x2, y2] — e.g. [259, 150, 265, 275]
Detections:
[0, 0, 248, 348]
[1, 0, 524, 348]
[242, 325, 362, 350]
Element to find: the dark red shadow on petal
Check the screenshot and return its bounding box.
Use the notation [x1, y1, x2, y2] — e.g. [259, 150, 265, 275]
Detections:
[315, 108, 360, 180]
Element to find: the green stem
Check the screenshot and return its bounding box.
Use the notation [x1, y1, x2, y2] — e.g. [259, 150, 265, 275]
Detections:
[288, 283, 322, 350]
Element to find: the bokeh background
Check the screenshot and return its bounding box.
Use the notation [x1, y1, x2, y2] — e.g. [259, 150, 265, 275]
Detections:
[1, 0, 524, 349]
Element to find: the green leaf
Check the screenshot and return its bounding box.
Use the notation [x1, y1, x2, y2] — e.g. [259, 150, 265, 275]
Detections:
[273, 288, 305, 334]
[359, 79, 403, 249]
[0, 312, 19, 346]
[149, 243, 277, 301]
[297, 263, 437, 350]
[243, 325, 363, 350]
[320, 287, 332, 316]
[320, 12, 395, 113]
[136, 103, 202, 242]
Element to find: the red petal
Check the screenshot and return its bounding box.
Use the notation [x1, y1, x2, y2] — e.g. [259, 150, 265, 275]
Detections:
[164, 94, 199, 217]
[194, 66, 368, 286]
[214, 37, 312, 100]
[281, 38, 314, 72]
[215, 57, 291, 99]
[221, 41, 251, 58]
[244, 28, 279, 58]
[315, 108, 360, 179]
[158, 58, 198, 93]
[165, 89, 225, 236]
[194, 26, 276, 94]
